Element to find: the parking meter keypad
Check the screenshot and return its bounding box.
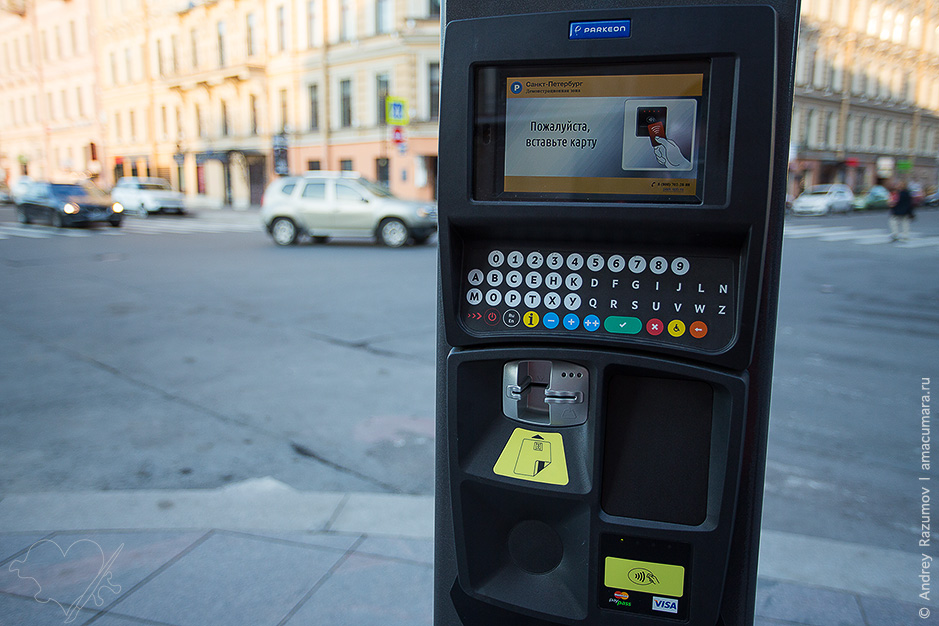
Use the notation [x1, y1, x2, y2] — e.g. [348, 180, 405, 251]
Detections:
[462, 246, 736, 352]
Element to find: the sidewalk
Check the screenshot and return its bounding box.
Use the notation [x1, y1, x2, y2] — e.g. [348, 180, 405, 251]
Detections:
[0, 479, 929, 625]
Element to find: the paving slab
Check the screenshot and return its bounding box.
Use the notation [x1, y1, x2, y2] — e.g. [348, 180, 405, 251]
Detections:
[284, 552, 433, 626]
[0, 532, 203, 612]
[755, 579, 865, 626]
[105, 532, 346, 626]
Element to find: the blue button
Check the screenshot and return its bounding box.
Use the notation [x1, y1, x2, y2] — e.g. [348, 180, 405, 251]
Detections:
[563, 314, 580, 330]
[543, 312, 560, 329]
[584, 315, 601, 332]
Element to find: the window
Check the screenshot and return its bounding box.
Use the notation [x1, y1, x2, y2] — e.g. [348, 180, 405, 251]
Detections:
[176, 107, 183, 139]
[221, 100, 229, 136]
[429, 0, 440, 17]
[376, 73, 389, 125]
[308, 84, 319, 130]
[115, 112, 122, 140]
[277, 5, 286, 52]
[246, 13, 257, 56]
[129, 110, 136, 140]
[217, 21, 225, 67]
[61, 89, 68, 119]
[161, 105, 168, 139]
[307, 1, 316, 48]
[171, 35, 179, 73]
[301, 181, 326, 198]
[47, 93, 54, 120]
[69, 20, 77, 55]
[281, 182, 297, 195]
[376, 157, 389, 187]
[250, 95, 259, 135]
[307, 160, 321, 170]
[340, 159, 353, 171]
[191, 28, 198, 68]
[336, 182, 363, 200]
[340, 79, 352, 127]
[376, 0, 392, 34]
[125, 47, 132, 82]
[196, 104, 205, 138]
[429, 62, 440, 120]
[156, 40, 164, 77]
[76, 87, 84, 118]
[340, 0, 352, 41]
[54, 25, 61, 59]
[280, 89, 288, 132]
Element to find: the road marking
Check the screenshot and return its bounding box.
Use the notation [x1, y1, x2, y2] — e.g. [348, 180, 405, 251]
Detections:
[784, 224, 939, 248]
[0, 219, 261, 240]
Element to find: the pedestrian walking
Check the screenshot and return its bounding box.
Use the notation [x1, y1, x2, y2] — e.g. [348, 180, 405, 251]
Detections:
[889, 182, 914, 242]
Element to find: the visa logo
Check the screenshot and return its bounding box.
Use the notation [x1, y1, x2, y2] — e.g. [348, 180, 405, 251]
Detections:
[652, 597, 679, 614]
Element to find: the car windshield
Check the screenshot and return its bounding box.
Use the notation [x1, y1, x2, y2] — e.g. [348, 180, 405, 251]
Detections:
[356, 178, 395, 198]
[50, 183, 108, 199]
[139, 182, 172, 191]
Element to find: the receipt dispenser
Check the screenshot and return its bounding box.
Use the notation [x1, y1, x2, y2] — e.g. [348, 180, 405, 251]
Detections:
[435, 2, 799, 625]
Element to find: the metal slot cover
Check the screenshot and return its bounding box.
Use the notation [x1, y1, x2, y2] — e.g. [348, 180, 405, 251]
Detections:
[503, 360, 588, 426]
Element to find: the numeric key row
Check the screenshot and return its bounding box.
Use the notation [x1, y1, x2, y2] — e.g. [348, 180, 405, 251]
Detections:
[485, 250, 690, 276]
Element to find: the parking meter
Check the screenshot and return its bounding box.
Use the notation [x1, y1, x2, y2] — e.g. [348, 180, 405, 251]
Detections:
[435, 1, 799, 625]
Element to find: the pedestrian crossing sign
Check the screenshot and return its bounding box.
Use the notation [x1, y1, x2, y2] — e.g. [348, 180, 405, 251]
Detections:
[386, 97, 409, 125]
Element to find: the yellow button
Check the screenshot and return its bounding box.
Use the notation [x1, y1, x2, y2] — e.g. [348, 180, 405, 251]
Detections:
[667, 320, 686, 337]
[523, 311, 540, 328]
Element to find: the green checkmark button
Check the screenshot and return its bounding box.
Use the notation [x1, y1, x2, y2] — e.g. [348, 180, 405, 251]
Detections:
[604, 316, 642, 334]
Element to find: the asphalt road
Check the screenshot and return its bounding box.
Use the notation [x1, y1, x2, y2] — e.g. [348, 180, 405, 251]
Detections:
[0, 204, 937, 557]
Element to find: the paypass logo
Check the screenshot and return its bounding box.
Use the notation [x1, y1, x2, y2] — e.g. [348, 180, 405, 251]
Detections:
[652, 596, 679, 614]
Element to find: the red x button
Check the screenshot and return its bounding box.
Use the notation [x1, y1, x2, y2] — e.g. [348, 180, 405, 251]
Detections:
[646, 318, 664, 336]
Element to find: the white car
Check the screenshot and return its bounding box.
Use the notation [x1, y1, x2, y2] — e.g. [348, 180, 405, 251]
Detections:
[110, 177, 186, 217]
[791, 184, 854, 216]
[260, 172, 437, 247]
[10, 176, 33, 205]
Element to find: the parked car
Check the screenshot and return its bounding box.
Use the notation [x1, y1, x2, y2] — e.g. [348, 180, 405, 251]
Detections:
[908, 181, 925, 207]
[260, 172, 437, 247]
[852, 185, 890, 211]
[790, 184, 854, 216]
[10, 176, 33, 205]
[925, 191, 939, 207]
[110, 177, 186, 216]
[0, 181, 11, 204]
[16, 181, 124, 228]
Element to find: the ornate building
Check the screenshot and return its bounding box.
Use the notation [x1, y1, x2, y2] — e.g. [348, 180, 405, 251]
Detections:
[790, 0, 939, 194]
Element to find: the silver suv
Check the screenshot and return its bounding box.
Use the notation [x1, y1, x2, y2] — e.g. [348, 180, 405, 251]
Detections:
[111, 177, 186, 216]
[260, 172, 437, 247]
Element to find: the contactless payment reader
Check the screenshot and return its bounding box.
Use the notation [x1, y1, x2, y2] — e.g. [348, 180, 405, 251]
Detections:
[435, 1, 799, 625]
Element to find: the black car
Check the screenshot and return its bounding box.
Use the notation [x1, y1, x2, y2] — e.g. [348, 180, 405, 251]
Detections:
[16, 182, 124, 228]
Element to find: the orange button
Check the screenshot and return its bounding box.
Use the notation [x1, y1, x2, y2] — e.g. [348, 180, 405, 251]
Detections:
[689, 321, 708, 339]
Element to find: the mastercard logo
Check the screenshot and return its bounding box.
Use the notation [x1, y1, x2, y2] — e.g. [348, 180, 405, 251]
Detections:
[613, 591, 630, 600]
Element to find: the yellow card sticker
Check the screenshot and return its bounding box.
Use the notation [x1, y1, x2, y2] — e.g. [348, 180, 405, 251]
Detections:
[493, 428, 569, 486]
[604, 557, 685, 598]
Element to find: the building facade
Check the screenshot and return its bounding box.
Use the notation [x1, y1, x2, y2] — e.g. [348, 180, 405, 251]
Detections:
[95, 0, 440, 207]
[0, 0, 106, 184]
[791, 0, 939, 194]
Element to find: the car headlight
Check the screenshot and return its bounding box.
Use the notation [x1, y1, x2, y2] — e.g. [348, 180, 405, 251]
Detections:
[63, 202, 79, 214]
[417, 206, 437, 219]
[112, 202, 124, 213]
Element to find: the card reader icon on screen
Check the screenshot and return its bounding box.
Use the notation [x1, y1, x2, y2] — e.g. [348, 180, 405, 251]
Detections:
[503, 360, 588, 427]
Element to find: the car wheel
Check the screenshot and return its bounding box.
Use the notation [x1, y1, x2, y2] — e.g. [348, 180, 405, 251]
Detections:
[378, 218, 409, 248]
[270, 217, 299, 246]
[16, 208, 30, 224]
[51, 211, 64, 228]
[312, 236, 330, 244]
[110, 219, 122, 228]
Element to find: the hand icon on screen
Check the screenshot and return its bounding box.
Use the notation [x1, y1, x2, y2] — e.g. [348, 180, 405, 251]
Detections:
[654, 136, 691, 169]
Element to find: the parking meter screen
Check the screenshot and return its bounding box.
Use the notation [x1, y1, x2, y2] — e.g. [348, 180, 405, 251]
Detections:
[474, 63, 709, 203]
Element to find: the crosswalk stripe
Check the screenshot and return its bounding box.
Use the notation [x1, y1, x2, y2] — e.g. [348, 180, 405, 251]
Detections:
[783, 224, 939, 248]
[0, 225, 53, 238]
